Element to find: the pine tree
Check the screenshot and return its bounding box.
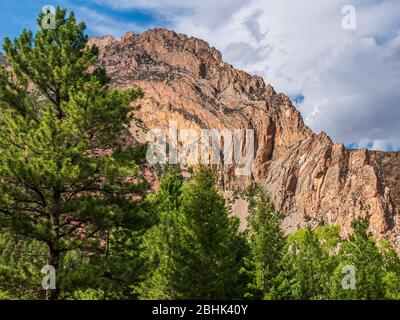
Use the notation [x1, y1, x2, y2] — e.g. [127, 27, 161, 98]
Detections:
[243, 188, 286, 299]
[0, 8, 152, 299]
[140, 166, 248, 299]
[175, 166, 248, 299]
[137, 169, 183, 299]
[0, 232, 46, 299]
[331, 219, 386, 300]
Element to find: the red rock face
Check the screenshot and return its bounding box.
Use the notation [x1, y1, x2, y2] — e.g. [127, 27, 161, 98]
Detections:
[88, 29, 400, 251]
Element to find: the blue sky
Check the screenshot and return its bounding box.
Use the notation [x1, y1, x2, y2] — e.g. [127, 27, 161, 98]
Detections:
[1, 0, 399, 151]
[0, 1, 164, 42]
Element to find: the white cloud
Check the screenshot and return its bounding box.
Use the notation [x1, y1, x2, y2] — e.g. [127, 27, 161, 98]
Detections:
[64, 2, 145, 39]
[82, 0, 400, 150]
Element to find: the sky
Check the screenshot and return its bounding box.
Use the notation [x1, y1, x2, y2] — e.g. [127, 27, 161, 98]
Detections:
[0, 0, 399, 151]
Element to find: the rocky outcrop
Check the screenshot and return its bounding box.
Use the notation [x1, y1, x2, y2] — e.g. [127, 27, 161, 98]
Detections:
[88, 29, 400, 250]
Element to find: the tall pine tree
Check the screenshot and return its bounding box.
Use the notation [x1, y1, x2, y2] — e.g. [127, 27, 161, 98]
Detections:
[140, 166, 247, 299]
[174, 166, 248, 299]
[138, 169, 183, 299]
[0, 8, 152, 299]
[243, 188, 286, 299]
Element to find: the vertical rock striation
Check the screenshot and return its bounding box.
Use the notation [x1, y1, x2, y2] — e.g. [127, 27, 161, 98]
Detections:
[88, 29, 400, 250]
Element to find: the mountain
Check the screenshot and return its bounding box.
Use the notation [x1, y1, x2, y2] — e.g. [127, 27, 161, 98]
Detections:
[88, 29, 400, 250]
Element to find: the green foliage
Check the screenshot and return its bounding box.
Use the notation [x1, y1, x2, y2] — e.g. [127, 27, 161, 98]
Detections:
[330, 219, 386, 300]
[139, 166, 248, 299]
[0, 6, 399, 301]
[269, 218, 400, 300]
[137, 169, 183, 299]
[0, 7, 152, 299]
[49, 226, 150, 300]
[277, 225, 341, 300]
[174, 166, 248, 299]
[380, 240, 400, 300]
[243, 188, 286, 299]
[0, 232, 46, 299]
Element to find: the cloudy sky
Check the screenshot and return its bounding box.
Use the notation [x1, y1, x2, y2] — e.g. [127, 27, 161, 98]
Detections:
[1, 0, 399, 151]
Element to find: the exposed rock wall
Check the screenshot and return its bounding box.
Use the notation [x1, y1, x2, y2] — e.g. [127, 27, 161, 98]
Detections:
[88, 29, 400, 250]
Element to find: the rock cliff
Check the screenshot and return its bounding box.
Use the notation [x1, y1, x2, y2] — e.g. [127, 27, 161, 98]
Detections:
[88, 29, 400, 250]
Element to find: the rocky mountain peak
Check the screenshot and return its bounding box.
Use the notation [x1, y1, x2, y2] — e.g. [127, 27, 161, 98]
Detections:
[88, 29, 400, 251]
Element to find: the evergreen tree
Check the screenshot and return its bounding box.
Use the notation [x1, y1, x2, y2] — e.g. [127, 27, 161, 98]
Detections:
[140, 166, 248, 299]
[0, 232, 46, 299]
[138, 169, 183, 299]
[0, 8, 152, 299]
[331, 219, 386, 300]
[243, 188, 286, 299]
[279, 225, 341, 300]
[59, 226, 149, 300]
[175, 166, 247, 299]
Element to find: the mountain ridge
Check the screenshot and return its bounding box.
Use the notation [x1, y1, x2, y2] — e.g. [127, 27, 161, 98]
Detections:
[76, 28, 398, 250]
